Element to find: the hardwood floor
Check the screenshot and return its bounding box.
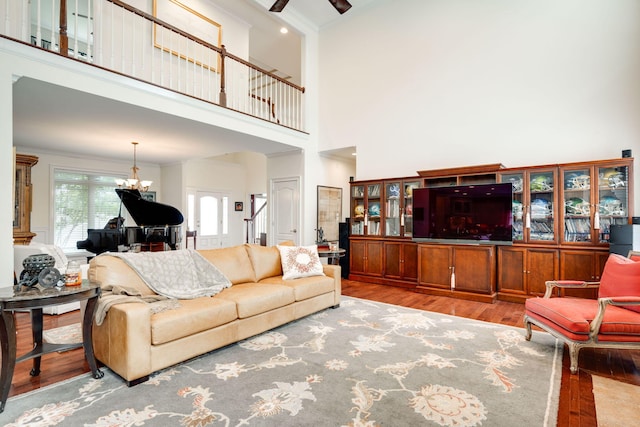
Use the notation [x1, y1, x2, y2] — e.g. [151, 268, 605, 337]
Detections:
[8, 279, 640, 426]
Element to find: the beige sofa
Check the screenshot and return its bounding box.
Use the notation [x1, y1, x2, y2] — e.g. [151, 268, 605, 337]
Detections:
[88, 244, 341, 386]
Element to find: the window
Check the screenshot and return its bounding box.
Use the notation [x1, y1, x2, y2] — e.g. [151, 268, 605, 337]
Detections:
[53, 170, 124, 251]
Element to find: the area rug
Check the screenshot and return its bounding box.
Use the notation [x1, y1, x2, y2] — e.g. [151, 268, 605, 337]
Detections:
[5, 297, 562, 426]
[592, 374, 640, 426]
[42, 323, 82, 345]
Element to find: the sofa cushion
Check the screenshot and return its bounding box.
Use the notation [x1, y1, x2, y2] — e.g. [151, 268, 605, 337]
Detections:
[277, 245, 325, 280]
[89, 255, 156, 296]
[245, 244, 283, 281]
[198, 246, 256, 284]
[598, 254, 640, 313]
[259, 275, 335, 301]
[216, 283, 295, 318]
[151, 297, 238, 345]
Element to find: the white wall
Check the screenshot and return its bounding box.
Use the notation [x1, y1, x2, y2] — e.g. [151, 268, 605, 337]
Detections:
[319, 0, 640, 211]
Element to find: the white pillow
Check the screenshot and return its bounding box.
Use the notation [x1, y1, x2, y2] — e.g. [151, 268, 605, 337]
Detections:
[277, 245, 325, 280]
[29, 242, 69, 269]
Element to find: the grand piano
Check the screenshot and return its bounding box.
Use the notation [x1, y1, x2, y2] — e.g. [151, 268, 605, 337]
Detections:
[77, 189, 184, 254]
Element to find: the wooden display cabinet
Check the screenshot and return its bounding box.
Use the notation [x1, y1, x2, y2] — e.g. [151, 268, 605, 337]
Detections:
[13, 153, 39, 245]
[559, 249, 609, 299]
[497, 246, 559, 302]
[349, 159, 632, 303]
[417, 244, 496, 303]
[383, 241, 418, 285]
[499, 167, 558, 244]
[349, 238, 383, 279]
[561, 159, 632, 246]
[383, 178, 421, 238]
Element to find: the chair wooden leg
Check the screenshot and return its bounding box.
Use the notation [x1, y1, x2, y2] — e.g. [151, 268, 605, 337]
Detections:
[524, 317, 533, 341]
[567, 342, 580, 374]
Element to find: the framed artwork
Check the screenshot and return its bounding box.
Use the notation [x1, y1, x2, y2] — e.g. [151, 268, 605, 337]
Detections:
[235, 202, 243, 212]
[141, 191, 156, 202]
[152, 0, 222, 72]
[317, 186, 342, 242]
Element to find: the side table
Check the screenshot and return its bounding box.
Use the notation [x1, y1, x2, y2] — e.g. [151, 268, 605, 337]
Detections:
[318, 248, 346, 265]
[0, 282, 104, 413]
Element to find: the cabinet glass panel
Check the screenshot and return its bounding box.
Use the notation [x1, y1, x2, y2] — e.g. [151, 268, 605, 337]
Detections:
[563, 168, 592, 243]
[367, 183, 381, 236]
[529, 171, 555, 241]
[597, 165, 629, 243]
[425, 177, 457, 188]
[403, 181, 420, 237]
[502, 173, 524, 241]
[384, 181, 401, 237]
[351, 185, 365, 235]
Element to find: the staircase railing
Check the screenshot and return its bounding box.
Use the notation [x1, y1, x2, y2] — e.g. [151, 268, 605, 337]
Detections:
[245, 201, 267, 245]
[0, 0, 306, 131]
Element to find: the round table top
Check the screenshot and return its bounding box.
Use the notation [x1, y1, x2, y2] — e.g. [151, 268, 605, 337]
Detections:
[317, 248, 346, 256]
[0, 281, 99, 302]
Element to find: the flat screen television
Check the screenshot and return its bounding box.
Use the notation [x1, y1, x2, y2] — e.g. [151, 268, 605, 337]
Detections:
[412, 182, 513, 245]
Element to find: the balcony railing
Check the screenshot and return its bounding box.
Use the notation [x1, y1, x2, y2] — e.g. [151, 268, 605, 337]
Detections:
[1, 0, 306, 132]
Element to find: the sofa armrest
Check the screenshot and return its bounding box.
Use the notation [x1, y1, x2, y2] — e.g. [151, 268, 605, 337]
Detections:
[93, 302, 152, 383]
[322, 264, 342, 306]
[543, 280, 600, 298]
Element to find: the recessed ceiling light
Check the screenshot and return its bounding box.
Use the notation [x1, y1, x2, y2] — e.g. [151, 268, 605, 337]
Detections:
[351, 152, 357, 156]
[280, 27, 288, 34]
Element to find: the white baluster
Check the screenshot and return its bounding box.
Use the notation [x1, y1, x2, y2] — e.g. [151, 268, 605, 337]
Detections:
[73, 0, 78, 58]
[35, 0, 41, 48]
[85, 0, 91, 62]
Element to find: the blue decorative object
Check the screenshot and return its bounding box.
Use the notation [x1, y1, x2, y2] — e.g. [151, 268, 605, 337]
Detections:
[368, 202, 380, 217]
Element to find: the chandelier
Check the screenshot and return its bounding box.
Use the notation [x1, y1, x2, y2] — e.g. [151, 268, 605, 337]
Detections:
[115, 142, 153, 192]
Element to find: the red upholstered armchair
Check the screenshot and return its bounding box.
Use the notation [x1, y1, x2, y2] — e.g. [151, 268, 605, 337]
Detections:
[524, 252, 640, 374]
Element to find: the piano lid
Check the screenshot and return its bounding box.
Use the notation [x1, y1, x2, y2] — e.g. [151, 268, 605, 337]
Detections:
[116, 189, 184, 226]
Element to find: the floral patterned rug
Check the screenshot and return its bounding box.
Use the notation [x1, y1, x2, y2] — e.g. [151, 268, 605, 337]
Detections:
[5, 297, 562, 426]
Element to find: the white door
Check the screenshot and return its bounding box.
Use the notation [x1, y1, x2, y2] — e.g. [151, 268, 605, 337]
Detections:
[271, 178, 300, 245]
[196, 191, 230, 249]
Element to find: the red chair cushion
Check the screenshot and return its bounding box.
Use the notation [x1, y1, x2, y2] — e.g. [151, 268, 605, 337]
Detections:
[598, 254, 640, 314]
[525, 297, 640, 342]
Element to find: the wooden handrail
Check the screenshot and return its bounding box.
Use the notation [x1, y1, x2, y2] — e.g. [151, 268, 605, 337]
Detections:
[106, 0, 304, 93]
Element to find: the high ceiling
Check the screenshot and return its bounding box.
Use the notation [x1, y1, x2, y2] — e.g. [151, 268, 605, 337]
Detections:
[12, 0, 373, 164]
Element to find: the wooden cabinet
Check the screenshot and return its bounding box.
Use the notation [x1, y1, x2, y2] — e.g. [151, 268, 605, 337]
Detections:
[13, 154, 39, 245]
[348, 159, 632, 303]
[498, 246, 559, 302]
[559, 250, 609, 299]
[383, 179, 421, 238]
[417, 244, 496, 302]
[349, 239, 383, 278]
[383, 241, 418, 285]
[561, 160, 632, 246]
[499, 167, 558, 244]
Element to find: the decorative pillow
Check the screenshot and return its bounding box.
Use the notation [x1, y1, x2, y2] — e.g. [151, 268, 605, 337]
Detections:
[598, 254, 640, 313]
[277, 245, 325, 280]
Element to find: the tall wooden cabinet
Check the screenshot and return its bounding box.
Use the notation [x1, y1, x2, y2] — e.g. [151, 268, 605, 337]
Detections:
[349, 158, 633, 303]
[13, 153, 39, 245]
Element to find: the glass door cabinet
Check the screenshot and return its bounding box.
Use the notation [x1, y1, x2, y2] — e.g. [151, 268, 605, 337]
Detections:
[350, 184, 365, 235]
[500, 168, 557, 244]
[596, 164, 630, 243]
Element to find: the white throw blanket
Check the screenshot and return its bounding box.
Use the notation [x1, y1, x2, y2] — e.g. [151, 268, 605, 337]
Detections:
[102, 249, 231, 299]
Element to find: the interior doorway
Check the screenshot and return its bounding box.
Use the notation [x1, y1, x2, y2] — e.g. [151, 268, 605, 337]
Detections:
[271, 177, 300, 245]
